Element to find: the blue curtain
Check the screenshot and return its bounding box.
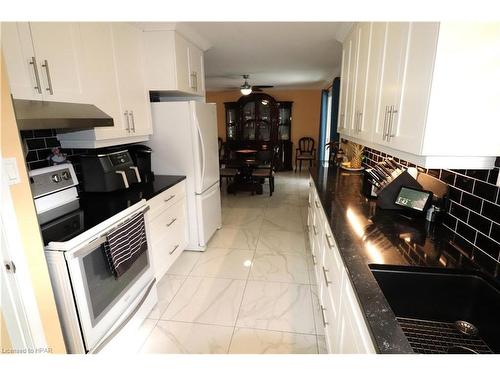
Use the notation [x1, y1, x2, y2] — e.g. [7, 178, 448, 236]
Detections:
[330, 77, 340, 143]
[318, 89, 329, 161]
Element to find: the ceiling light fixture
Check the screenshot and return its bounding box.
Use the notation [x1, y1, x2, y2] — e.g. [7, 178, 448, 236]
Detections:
[240, 74, 252, 96]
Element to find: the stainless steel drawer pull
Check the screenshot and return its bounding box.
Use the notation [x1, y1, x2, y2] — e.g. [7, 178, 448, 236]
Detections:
[388, 105, 398, 139]
[315, 200, 320, 209]
[311, 253, 317, 265]
[325, 234, 335, 249]
[322, 266, 332, 286]
[164, 194, 175, 203]
[166, 218, 177, 227]
[382, 106, 389, 141]
[124, 110, 130, 133]
[129, 110, 136, 133]
[41, 59, 54, 95]
[169, 244, 180, 255]
[320, 305, 329, 327]
[29, 56, 42, 94]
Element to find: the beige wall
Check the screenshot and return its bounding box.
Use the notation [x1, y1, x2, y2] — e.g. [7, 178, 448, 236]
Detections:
[1, 55, 66, 353]
[206, 89, 322, 161]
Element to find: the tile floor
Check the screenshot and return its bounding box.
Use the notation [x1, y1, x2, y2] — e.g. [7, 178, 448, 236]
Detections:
[138, 171, 326, 354]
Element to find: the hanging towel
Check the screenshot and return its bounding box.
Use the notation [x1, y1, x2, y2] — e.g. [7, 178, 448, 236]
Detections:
[103, 212, 148, 278]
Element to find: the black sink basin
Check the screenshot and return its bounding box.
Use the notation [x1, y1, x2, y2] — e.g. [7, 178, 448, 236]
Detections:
[370, 264, 500, 353]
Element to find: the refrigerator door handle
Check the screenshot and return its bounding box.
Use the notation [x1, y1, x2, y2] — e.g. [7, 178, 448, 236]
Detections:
[195, 117, 206, 188]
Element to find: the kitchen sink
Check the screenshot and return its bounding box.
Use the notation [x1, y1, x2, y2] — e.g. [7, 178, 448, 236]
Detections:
[369, 264, 500, 354]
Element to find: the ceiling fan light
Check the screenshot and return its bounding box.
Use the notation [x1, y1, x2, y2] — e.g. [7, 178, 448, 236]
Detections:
[240, 87, 252, 95]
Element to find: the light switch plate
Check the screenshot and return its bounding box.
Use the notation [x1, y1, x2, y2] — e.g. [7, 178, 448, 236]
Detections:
[3, 158, 21, 185]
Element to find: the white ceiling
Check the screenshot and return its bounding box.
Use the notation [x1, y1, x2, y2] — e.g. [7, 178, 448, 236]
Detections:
[181, 22, 352, 91]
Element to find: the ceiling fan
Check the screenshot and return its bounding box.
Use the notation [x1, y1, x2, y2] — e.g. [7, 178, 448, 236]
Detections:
[240, 74, 274, 95]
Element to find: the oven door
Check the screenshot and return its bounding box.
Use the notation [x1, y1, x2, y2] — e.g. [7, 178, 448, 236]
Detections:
[64, 230, 154, 352]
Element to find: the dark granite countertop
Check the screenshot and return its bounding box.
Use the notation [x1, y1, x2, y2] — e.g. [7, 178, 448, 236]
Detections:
[309, 165, 490, 354]
[41, 175, 186, 245]
[78, 175, 186, 231]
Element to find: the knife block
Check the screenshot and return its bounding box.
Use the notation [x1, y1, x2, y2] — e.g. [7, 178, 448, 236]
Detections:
[375, 171, 422, 210]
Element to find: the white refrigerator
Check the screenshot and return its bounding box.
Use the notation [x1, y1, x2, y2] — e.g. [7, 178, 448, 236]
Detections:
[146, 101, 221, 251]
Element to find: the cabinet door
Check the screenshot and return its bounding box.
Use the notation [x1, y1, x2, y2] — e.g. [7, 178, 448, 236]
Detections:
[188, 44, 205, 95]
[1, 22, 43, 100]
[375, 23, 410, 147]
[391, 23, 439, 154]
[337, 42, 350, 135]
[30, 22, 85, 103]
[336, 278, 376, 354]
[351, 23, 372, 141]
[174, 33, 191, 93]
[367, 22, 387, 144]
[112, 23, 152, 137]
[79, 22, 123, 140]
[345, 29, 358, 136]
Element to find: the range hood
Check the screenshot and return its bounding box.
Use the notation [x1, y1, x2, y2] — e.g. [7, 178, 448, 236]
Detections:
[12, 99, 114, 130]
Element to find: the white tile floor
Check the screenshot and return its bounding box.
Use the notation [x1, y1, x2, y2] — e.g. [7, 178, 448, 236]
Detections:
[139, 171, 326, 354]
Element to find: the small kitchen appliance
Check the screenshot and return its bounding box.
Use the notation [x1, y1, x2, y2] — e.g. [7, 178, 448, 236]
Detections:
[80, 150, 141, 192]
[128, 144, 154, 183]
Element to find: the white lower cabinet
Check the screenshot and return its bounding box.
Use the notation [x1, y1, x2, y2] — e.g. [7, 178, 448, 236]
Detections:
[308, 177, 376, 354]
[145, 181, 188, 281]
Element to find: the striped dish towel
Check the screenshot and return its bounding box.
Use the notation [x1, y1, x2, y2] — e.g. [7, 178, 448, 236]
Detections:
[103, 212, 148, 278]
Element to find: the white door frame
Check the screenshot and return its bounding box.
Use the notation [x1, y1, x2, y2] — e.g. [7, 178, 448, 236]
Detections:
[1, 167, 47, 351]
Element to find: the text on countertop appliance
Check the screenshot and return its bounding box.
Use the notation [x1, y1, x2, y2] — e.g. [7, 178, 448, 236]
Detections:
[80, 150, 142, 192]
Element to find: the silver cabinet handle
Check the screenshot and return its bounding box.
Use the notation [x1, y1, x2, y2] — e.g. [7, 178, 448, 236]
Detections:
[322, 266, 332, 286]
[164, 194, 175, 203]
[169, 244, 180, 255]
[311, 253, 317, 265]
[339, 113, 345, 129]
[388, 105, 398, 139]
[29, 56, 42, 94]
[41, 59, 54, 95]
[315, 200, 320, 209]
[320, 305, 329, 327]
[382, 105, 389, 140]
[358, 111, 363, 132]
[190, 72, 198, 91]
[124, 110, 130, 133]
[305, 224, 310, 233]
[313, 224, 318, 235]
[166, 218, 177, 227]
[129, 110, 136, 133]
[325, 233, 335, 249]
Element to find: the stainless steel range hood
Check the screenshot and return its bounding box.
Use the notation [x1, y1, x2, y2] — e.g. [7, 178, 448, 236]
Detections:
[12, 99, 114, 130]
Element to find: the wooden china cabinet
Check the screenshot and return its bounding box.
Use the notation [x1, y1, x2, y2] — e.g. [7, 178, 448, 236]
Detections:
[224, 93, 293, 170]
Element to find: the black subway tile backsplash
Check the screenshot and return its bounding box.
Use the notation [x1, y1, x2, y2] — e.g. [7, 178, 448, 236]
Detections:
[357, 141, 500, 268]
[455, 175, 475, 193]
[482, 201, 500, 222]
[473, 180, 499, 203]
[33, 129, 54, 138]
[450, 202, 469, 222]
[26, 138, 47, 150]
[468, 211, 492, 235]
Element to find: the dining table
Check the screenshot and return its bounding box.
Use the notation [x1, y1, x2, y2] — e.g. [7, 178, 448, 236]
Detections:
[226, 149, 263, 195]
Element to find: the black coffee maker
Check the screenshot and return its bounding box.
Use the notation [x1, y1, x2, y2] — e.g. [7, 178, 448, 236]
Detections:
[128, 144, 154, 183]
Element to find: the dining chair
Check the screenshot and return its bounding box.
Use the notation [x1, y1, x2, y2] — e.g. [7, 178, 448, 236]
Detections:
[252, 145, 279, 196]
[295, 137, 316, 172]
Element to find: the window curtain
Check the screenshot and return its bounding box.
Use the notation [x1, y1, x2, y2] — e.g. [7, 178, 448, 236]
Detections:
[318, 89, 329, 161]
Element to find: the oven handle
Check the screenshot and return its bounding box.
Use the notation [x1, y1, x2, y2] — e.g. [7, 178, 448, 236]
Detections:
[67, 206, 150, 260]
[90, 278, 156, 354]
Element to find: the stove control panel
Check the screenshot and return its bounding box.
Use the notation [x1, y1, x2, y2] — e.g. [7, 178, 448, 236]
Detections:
[29, 164, 78, 199]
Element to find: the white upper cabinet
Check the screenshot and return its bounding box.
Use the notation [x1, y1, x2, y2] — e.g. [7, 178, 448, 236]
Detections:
[111, 23, 152, 137]
[345, 29, 358, 136]
[2, 22, 85, 103]
[350, 22, 372, 140]
[337, 44, 350, 135]
[339, 22, 500, 169]
[142, 30, 206, 96]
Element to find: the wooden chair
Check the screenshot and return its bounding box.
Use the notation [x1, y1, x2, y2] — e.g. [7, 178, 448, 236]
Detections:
[252, 145, 279, 196]
[220, 167, 238, 186]
[295, 137, 316, 172]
